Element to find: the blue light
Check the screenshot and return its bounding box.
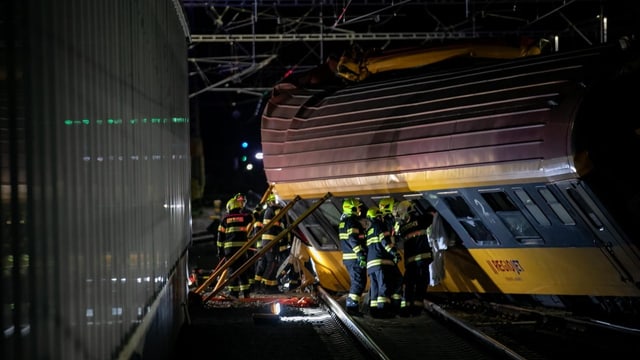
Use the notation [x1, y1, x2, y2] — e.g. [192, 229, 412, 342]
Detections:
[241, 141, 248, 149]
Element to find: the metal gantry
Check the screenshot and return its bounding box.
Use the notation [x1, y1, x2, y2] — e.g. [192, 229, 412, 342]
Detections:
[184, 1, 613, 99]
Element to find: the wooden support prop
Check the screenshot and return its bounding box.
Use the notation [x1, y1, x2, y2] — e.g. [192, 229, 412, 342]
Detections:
[194, 195, 301, 294]
[204, 192, 332, 301]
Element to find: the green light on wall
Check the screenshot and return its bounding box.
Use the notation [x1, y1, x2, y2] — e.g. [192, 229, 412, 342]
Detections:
[63, 117, 189, 126]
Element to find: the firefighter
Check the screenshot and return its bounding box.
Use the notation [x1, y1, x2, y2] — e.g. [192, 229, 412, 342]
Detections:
[233, 192, 263, 291]
[378, 197, 404, 315]
[217, 197, 255, 298]
[233, 192, 258, 289]
[394, 200, 433, 316]
[365, 206, 401, 318]
[253, 193, 286, 293]
[339, 198, 367, 316]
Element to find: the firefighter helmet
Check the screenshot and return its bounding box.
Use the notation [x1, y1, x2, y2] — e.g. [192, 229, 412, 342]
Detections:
[366, 206, 382, 219]
[393, 200, 415, 223]
[266, 193, 277, 205]
[234, 193, 247, 207]
[378, 197, 395, 215]
[342, 198, 362, 216]
[226, 198, 243, 212]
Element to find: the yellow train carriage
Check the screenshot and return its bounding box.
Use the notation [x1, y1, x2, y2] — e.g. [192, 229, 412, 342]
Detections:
[262, 40, 640, 314]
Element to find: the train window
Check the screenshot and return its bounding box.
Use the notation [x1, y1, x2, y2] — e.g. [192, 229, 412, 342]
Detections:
[317, 201, 342, 227]
[292, 200, 340, 250]
[444, 196, 475, 218]
[481, 191, 518, 211]
[495, 212, 542, 244]
[481, 191, 542, 244]
[513, 189, 551, 226]
[444, 196, 497, 244]
[459, 219, 496, 244]
[538, 188, 576, 225]
[566, 188, 605, 231]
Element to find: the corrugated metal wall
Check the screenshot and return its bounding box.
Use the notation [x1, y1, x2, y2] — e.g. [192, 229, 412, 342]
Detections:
[1, 1, 191, 359]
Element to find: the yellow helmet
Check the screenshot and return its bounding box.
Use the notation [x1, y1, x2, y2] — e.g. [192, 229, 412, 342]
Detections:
[366, 206, 382, 219]
[342, 198, 362, 216]
[378, 197, 395, 215]
[226, 198, 243, 212]
[267, 193, 277, 205]
[234, 193, 247, 207]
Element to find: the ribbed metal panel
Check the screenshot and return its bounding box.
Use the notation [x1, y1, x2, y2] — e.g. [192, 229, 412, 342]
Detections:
[2, 1, 190, 359]
[261, 46, 618, 186]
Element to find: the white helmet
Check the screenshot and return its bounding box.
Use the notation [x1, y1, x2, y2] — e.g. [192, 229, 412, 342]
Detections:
[393, 200, 415, 223]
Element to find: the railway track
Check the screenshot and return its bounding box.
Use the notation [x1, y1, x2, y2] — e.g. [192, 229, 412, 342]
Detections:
[317, 287, 640, 360]
[432, 298, 640, 359]
[317, 287, 520, 360]
[177, 285, 640, 359]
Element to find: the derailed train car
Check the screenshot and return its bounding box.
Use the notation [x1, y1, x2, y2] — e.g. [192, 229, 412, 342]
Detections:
[261, 38, 640, 317]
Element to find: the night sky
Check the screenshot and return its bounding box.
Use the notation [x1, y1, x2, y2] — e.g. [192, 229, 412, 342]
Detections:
[191, 91, 268, 204]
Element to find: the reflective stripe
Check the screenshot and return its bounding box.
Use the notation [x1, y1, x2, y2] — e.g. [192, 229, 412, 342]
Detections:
[226, 225, 249, 232]
[366, 238, 382, 246]
[406, 252, 432, 263]
[223, 241, 248, 248]
[262, 234, 278, 241]
[263, 279, 278, 286]
[263, 219, 283, 227]
[366, 258, 395, 268]
[376, 296, 390, 304]
[339, 227, 361, 240]
[343, 253, 357, 260]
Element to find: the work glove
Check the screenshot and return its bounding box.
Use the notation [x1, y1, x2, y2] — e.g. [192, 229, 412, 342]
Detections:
[357, 254, 367, 269]
[390, 249, 401, 264]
